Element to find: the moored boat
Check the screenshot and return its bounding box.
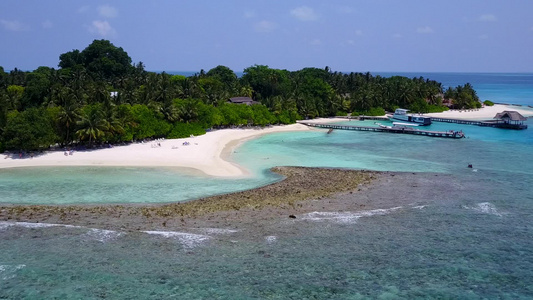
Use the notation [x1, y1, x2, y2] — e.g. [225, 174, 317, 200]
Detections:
[390, 108, 432, 125]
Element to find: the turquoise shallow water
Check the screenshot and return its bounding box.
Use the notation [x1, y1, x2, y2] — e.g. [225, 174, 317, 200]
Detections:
[1, 73, 533, 298]
[0, 167, 281, 205]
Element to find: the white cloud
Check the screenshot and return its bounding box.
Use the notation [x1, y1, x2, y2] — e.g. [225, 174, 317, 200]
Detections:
[98, 5, 118, 18]
[393, 33, 403, 39]
[478, 34, 489, 40]
[88, 20, 116, 37]
[290, 6, 319, 21]
[478, 14, 497, 22]
[42, 20, 53, 29]
[254, 20, 278, 33]
[355, 29, 363, 36]
[417, 26, 434, 34]
[244, 10, 255, 19]
[78, 5, 90, 13]
[346, 39, 355, 45]
[310, 39, 321, 45]
[0, 19, 30, 31]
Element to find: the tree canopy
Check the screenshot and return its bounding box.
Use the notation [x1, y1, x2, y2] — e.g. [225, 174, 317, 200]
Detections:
[0, 40, 480, 152]
[59, 39, 133, 81]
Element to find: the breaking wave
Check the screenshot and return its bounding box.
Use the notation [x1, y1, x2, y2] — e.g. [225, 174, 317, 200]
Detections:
[143, 231, 210, 248]
[301, 207, 403, 224]
[463, 202, 504, 217]
[0, 264, 26, 280]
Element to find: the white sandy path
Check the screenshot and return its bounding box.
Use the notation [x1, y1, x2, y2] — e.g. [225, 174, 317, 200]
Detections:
[1, 123, 317, 177]
[424, 104, 533, 120]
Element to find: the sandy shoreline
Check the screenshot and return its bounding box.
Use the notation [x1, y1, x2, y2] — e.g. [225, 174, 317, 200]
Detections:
[1, 105, 530, 176]
[1, 123, 312, 177]
[423, 104, 533, 120]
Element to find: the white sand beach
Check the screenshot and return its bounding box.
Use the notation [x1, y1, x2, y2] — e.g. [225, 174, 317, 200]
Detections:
[1, 106, 530, 177]
[423, 104, 533, 120]
[1, 124, 311, 177]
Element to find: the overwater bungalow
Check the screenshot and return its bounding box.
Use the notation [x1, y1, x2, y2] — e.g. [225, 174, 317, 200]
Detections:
[493, 111, 528, 129]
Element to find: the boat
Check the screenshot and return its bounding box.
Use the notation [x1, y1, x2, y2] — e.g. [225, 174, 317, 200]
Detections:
[392, 122, 419, 127]
[374, 122, 392, 129]
[390, 108, 432, 125]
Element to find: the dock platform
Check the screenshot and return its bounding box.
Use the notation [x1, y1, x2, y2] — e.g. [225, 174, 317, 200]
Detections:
[431, 117, 527, 129]
[301, 122, 465, 139]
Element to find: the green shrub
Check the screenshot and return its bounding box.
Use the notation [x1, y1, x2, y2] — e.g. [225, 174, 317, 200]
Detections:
[336, 111, 348, 116]
[426, 105, 449, 113]
[484, 100, 494, 106]
[167, 122, 206, 139]
[362, 107, 386, 116]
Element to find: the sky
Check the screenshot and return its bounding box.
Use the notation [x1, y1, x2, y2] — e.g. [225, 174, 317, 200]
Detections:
[1, 0, 532, 73]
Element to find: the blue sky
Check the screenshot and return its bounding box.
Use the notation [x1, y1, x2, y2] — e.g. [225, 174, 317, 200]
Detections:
[1, 0, 532, 73]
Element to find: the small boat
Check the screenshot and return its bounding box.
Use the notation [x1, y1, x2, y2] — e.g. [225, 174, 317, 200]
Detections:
[392, 122, 419, 127]
[390, 108, 432, 125]
[374, 122, 392, 129]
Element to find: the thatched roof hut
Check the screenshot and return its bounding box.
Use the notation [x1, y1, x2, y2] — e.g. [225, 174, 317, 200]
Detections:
[493, 111, 528, 129]
[494, 111, 527, 121]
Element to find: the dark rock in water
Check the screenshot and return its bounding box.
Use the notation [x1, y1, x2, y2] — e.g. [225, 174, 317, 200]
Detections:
[468, 164, 473, 168]
[289, 215, 296, 219]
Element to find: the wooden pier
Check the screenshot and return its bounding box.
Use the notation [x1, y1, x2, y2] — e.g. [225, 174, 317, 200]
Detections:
[338, 116, 390, 121]
[301, 122, 465, 139]
[431, 117, 527, 129]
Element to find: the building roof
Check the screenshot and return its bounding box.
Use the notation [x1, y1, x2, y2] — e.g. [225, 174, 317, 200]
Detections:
[493, 111, 527, 121]
[228, 97, 260, 105]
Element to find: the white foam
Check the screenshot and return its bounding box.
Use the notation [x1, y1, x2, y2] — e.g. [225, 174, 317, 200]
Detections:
[143, 231, 210, 248]
[0, 221, 80, 229]
[463, 202, 503, 217]
[265, 236, 277, 244]
[412, 205, 427, 210]
[196, 228, 239, 235]
[301, 207, 403, 224]
[0, 221, 124, 242]
[83, 228, 124, 243]
[0, 264, 26, 280]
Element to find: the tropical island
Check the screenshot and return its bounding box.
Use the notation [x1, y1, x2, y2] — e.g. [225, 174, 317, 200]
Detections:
[0, 39, 483, 153]
[2, 40, 533, 300]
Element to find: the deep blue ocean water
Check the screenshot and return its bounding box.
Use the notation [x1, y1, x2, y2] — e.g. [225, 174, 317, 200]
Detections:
[1, 73, 533, 299]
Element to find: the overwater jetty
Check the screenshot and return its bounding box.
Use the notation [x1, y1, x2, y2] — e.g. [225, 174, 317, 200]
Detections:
[300, 122, 465, 139]
[431, 110, 528, 130]
[338, 116, 390, 121]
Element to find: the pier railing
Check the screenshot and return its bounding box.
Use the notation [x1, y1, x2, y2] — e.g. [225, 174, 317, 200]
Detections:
[300, 122, 465, 139]
[431, 117, 527, 129]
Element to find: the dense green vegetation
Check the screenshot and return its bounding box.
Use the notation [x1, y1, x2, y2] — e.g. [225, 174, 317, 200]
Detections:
[484, 100, 495, 106]
[0, 40, 480, 152]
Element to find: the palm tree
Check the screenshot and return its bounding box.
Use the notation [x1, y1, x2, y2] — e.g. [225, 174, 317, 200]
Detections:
[240, 85, 254, 98]
[177, 99, 199, 123]
[76, 106, 107, 146]
[58, 103, 80, 145]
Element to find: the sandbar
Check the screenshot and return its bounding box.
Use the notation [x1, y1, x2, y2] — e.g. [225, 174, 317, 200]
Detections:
[1, 123, 311, 177]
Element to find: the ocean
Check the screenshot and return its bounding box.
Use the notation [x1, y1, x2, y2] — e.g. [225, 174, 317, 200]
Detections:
[1, 73, 533, 299]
